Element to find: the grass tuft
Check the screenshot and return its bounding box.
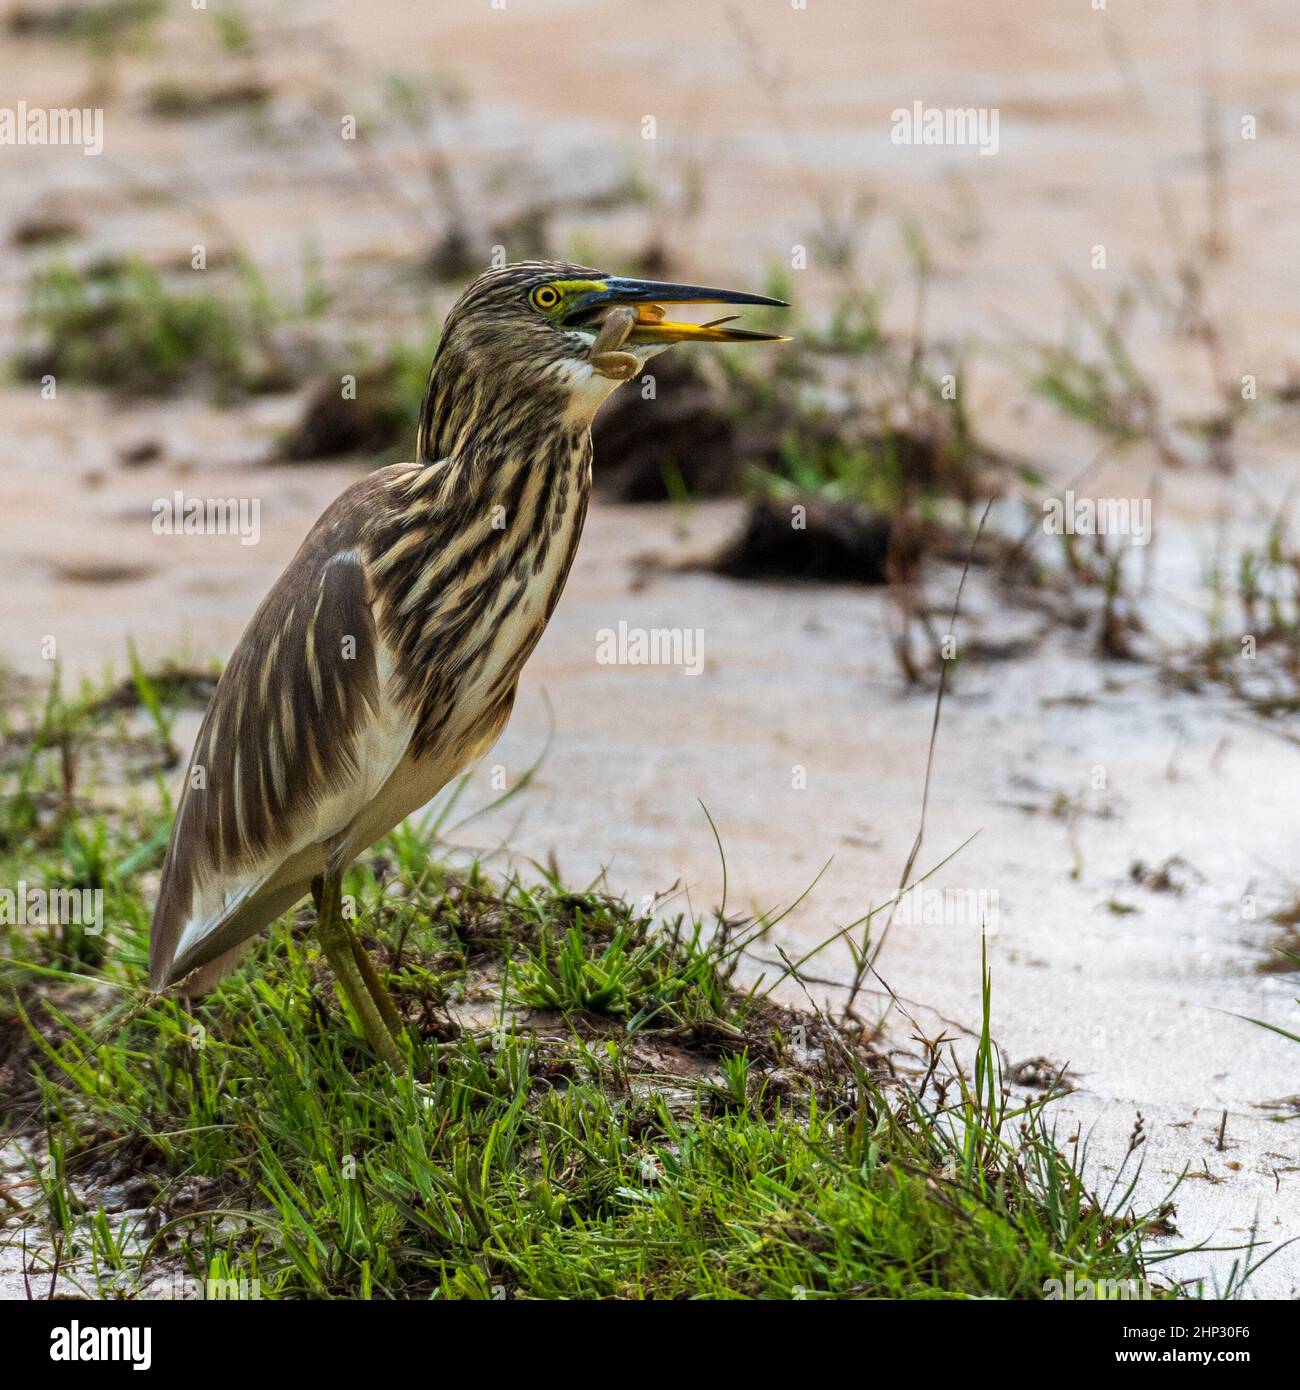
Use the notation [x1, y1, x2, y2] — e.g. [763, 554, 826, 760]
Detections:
[15, 257, 289, 399]
[0, 668, 1186, 1300]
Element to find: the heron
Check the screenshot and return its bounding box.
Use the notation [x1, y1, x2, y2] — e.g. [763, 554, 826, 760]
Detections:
[148, 261, 788, 1067]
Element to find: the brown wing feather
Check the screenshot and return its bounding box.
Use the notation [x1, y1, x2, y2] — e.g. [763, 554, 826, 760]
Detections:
[149, 473, 393, 990]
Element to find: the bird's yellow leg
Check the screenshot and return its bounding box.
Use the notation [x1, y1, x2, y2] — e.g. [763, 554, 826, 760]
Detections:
[310, 876, 405, 1041]
[315, 871, 404, 1070]
[345, 926, 405, 1039]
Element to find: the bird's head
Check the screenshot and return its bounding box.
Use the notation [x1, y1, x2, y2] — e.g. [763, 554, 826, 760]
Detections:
[417, 260, 787, 461]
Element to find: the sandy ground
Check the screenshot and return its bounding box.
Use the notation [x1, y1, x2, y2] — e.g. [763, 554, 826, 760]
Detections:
[3, 0, 1299, 1295]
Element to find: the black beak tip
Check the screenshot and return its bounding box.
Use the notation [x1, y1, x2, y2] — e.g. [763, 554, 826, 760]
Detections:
[604, 277, 790, 310]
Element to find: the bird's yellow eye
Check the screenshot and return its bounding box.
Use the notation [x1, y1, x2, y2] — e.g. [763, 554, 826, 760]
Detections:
[531, 285, 561, 311]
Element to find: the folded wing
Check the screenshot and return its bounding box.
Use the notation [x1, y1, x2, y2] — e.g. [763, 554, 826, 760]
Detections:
[149, 481, 399, 990]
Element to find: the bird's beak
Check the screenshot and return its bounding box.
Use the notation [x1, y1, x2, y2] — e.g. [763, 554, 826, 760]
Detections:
[572, 277, 790, 344]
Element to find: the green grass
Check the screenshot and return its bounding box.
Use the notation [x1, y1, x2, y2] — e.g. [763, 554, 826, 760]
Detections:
[1166, 510, 1300, 715]
[696, 250, 993, 517]
[15, 257, 287, 399]
[0, 666, 1191, 1300]
[6, 0, 164, 50]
